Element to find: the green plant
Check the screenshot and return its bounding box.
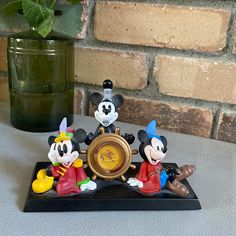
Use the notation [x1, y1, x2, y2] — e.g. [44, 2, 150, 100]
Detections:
[2, 0, 81, 37]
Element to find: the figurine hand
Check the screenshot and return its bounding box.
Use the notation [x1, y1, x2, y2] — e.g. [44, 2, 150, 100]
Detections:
[84, 132, 95, 145]
[48, 143, 59, 164]
[166, 166, 179, 183]
[123, 133, 135, 144]
[127, 178, 143, 188]
[80, 180, 97, 191]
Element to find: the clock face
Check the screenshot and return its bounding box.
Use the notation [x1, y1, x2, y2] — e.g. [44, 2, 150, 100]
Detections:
[96, 144, 123, 171]
[87, 133, 132, 179]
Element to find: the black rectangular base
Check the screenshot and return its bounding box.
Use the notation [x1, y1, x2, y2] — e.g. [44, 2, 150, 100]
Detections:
[24, 162, 201, 212]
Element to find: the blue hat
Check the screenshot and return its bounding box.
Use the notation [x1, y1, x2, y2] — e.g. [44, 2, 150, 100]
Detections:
[145, 120, 161, 140]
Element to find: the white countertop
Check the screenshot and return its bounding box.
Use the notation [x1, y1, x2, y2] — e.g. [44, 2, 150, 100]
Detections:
[0, 102, 235, 236]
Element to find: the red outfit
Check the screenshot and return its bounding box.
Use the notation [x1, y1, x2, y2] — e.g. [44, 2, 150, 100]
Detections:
[136, 161, 164, 194]
[51, 164, 89, 196]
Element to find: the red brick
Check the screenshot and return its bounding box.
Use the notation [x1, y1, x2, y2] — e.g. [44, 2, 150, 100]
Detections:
[75, 47, 148, 89]
[0, 77, 9, 102]
[0, 37, 7, 72]
[216, 112, 236, 143]
[94, 1, 230, 52]
[155, 55, 236, 104]
[89, 96, 213, 138]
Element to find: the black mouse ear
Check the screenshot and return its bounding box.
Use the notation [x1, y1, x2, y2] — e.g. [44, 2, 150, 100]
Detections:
[73, 129, 87, 143]
[138, 130, 148, 142]
[90, 92, 103, 106]
[160, 135, 167, 147]
[48, 136, 56, 146]
[112, 94, 124, 108]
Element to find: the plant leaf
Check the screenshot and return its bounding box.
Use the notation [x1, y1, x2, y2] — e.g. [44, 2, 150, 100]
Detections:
[2, 0, 22, 16]
[39, 0, 47, 5]
[36, 14, 53, 37]
[66, 0, 81, 4]
[48, 0, 56, 9]
[22, 0, 53, 28]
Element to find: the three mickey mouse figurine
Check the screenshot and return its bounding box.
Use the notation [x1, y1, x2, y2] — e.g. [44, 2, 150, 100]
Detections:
[32, 80, 195, 198]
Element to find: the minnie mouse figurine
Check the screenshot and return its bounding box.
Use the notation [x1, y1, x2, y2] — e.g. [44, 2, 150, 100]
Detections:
[32, 118, 97, 196]
[128, 120, 195, 197]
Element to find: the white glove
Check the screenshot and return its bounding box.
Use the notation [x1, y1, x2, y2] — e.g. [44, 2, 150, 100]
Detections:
[80, 180, 97, 191]
[127, 178, 143, 188]
[48, 143, 58, 164]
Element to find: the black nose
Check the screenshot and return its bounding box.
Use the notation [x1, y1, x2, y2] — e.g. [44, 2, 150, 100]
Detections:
[104, 109, 110, 115]
[102, 106, 111, 115]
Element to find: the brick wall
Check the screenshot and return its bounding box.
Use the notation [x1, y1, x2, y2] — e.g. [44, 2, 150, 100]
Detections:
[1, 0, 236, 144]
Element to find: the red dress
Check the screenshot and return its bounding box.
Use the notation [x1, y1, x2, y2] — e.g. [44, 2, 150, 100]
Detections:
[51, 163, 90, 196]
[136, 161, 164, 194]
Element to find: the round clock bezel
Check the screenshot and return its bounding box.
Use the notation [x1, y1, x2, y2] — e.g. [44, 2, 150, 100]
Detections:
[87, 133, 132, 180]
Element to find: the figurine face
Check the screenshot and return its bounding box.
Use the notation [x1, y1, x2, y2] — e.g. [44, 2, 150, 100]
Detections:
[90, 80, 124, 128]
[144, 137, 166, 165]
[48, 140, 79, 167]
[95, 101, 118, 127]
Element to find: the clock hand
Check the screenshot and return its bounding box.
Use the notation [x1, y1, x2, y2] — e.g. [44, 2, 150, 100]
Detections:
[108, 156, 115, 162]
[100, 153, 114, 162]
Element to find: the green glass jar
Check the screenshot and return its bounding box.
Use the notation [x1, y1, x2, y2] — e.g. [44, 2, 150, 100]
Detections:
[8, 29, 74, 132]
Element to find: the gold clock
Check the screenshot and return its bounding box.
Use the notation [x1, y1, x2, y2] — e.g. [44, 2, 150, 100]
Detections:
[87, 127, 137, 181]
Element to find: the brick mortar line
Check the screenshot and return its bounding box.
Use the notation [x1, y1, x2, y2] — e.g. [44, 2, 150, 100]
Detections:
[75, 40, 236, 66]
[227, 11, 236, 54]
[0, 72, 8, 78]
[81, 85, 90, 115]
[211, 109, 222, 139]
[76, 39, 230, 58]
[75, 0, 96, 47]
[96, 0, 236, 10]
[144, 52, 156, 87]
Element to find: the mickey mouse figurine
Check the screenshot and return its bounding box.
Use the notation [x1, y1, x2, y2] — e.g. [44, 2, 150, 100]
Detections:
[85, 80, 134, 145]
[32, 118, 97, 196]
[128, 120, 196, 197]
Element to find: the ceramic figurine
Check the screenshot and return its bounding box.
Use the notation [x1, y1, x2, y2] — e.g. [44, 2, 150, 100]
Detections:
[85, 80, 138, 181]
[128, 120, 196, 197]
[85, 79, 134, 145]
[32, 118, 97, 196]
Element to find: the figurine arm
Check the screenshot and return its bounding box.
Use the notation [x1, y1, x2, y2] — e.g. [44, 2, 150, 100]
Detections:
[80, 180, 97, 191]
[136, 161, 148, 182]
[76, 167, 97, 191]
[84, 132, 95, 145]
[127, 162, 148, 188]
[127, 178, 143, 188]
[122, 133, 135, 144]
[48, 143, 60, 165]
[51, 166, 61, 178]
[165, 166, 179, 183]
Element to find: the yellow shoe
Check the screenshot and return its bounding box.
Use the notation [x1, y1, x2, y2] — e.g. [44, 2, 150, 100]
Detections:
[32, 169, 54, 194]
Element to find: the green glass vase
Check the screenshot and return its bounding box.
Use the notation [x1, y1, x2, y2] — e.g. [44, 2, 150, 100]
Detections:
[7, 29, 74, 132]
